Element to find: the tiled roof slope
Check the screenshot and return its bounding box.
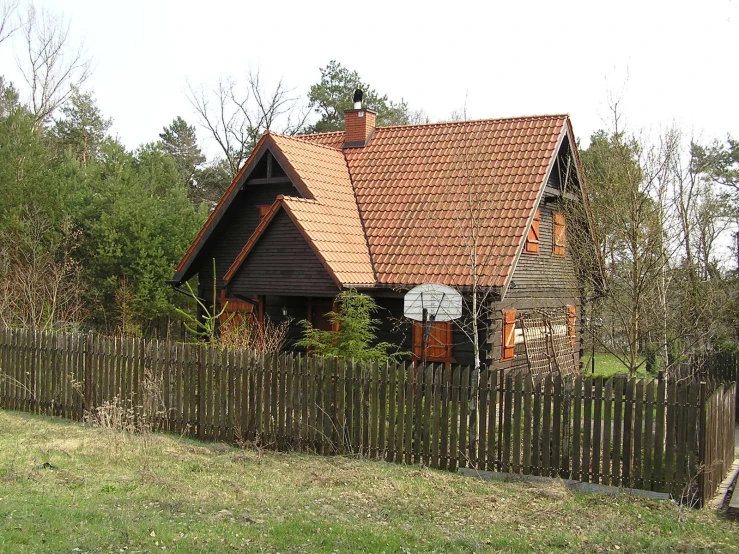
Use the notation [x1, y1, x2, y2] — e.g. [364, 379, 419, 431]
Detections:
[299, 115, 567, 288]
[267, 134, 374, 285]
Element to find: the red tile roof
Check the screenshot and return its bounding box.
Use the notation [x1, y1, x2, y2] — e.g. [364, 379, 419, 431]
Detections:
[300, 115, 568, 289]
[182, 114, 571, 291]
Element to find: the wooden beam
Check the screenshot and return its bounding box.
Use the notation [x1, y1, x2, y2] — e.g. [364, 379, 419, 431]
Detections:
[544, 186, 577, 201]
[246, 177, 292, 186]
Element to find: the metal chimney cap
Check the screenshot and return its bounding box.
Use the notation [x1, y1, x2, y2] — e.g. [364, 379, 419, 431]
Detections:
[353, 89, 363, 109]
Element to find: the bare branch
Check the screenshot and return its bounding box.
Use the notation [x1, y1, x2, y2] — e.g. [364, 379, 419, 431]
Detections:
[0, 0, 20, 46]
[16, 4, 92, 128]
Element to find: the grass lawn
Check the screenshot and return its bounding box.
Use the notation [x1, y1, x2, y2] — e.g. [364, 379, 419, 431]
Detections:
[1, 410, 737, 553]
[581, 352, 651, 379]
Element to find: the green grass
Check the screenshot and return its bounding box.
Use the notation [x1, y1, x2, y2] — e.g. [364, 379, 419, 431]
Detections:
[582, 351, 652, 379]
[1, 410, 737, 553]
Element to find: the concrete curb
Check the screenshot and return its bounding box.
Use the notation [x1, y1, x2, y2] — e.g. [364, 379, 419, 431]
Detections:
[457, 468, 671, 501]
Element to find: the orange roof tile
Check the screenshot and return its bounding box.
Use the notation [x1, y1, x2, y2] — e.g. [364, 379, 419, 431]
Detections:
[300, 115, 567, 288]
[187, 114, 571, 292]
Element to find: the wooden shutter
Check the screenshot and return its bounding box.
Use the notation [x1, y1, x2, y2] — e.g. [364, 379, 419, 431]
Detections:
[412, 320, 453, 362]
[553, 212, 566, 256]
[501, 309, 516, 361]
[567, 305, 577, 347]
[524, 209, 541, 254]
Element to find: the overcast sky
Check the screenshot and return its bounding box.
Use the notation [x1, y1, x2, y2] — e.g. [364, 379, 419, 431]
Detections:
[0, 0, 737, 155]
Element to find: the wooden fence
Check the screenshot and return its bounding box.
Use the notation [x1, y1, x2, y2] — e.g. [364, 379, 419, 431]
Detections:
[0, 328, 735, 506]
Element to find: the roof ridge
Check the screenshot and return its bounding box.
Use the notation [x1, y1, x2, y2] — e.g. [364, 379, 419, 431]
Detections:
[375, 113, 570, 132]
[271, 132, 343, 152]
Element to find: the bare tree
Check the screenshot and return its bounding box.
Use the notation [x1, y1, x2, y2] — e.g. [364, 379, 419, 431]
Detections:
[0, 0, 19, 46]
[187, 70, 310, 178]
[0, 211, 86, 331]
[17, 4, 92, 128]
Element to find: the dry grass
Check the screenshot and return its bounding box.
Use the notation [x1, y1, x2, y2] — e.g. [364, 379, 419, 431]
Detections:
[0, 409, 737, 553]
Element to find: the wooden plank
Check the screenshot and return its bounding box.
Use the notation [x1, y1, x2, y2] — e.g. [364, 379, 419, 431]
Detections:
[653, 379, 666, 492]
[458, 367, 470, 469]
[664, 380, 677, 494]
[432, 365, 442, 469]
[512, 373, 522, 473]
[299, 355, 308, 450]
[643, 380, 655, 491]
[404, 363, 413, 465]
[572, 375, 581, 480]
[362, 362, 370, 456]
[582, 376, 592, 483]
[542, 374, 552, 476]
[633, 380, 644, 489]
[270, 352, 279, 446]
[532, 376, 542, 476]
[487, 370, 497, 472]
[355, 360, 364, 455]
[552, 375, 562, 473]
[685, 382, 699, 495]
[477, 368, 488, 471]
[502, 374, 513, 472]
[675, 382, 688, 493]
[379, 361, 388, 460]
[623, 379, 634, 488]
[449, 366, 459, 471]
[592, 377, 603, 485]
[440, 365, 450, 470]
[612, 377, 624, 487]
[395, 361, 405, 464]
[414, 364, 423, 464]
[422, 364, 432, 466]
[523, 375, 532, 475]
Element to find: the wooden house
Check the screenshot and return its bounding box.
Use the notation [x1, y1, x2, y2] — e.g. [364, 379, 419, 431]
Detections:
[171, 99, 598, 374]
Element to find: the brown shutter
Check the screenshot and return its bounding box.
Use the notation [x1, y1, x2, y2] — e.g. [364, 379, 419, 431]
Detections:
[553, 212, 566, 256]
[501, 309, 516, 360]
[524, 209, 541, 254]
[567, 305, 576, 347]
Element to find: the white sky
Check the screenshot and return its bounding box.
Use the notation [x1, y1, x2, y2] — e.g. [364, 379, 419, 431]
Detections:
[1, 0, 737, 155]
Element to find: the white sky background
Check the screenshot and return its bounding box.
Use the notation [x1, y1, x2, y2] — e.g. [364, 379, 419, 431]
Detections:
[1, 0, 736, 153]
[1, 0, 738, 260]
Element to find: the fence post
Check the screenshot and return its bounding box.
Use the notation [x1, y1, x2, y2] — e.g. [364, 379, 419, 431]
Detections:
[83, 332, 93, 413]
[697, 381, 707, 506]
[197, 343, 205, 441]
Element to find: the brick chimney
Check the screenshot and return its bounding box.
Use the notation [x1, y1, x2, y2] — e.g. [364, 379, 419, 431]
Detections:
[344, 89, 376, 148]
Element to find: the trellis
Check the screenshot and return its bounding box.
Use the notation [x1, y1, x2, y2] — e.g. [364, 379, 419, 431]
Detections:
[520, 309, 577, 377]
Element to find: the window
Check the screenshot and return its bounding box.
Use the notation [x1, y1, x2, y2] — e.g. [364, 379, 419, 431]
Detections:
[501, 309, 516, 361]
[412, 320, 453, 363]
[553, 212, 566, 256]
[567, 305, 576, 347]
[524, 209, 540, 254]
[258, 205, 271, 219]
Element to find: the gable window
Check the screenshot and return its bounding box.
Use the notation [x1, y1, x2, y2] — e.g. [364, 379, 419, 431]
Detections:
[553, 212, 566, 256]
[258, 205, 271, 219]
[524, 209, 541, 254]
[501, 309, 516, 361]
[412, 320, 453, 363]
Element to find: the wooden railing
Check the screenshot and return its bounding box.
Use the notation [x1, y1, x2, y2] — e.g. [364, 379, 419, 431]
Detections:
[0, 328, 735, 506]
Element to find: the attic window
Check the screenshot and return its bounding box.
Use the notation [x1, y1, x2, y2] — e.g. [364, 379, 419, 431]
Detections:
[412, 320, 453, 363]
[553, 212, 566, 256]
[524, 209, 540, 254]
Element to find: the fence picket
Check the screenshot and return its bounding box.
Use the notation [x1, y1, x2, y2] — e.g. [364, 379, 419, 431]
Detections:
[0, 328, 735, 505]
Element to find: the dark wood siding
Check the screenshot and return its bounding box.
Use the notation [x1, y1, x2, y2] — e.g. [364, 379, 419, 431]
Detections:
[488, 201, 581, 373]
[228, 209, 339, 298]
[372, 296, 479, 367]
[197, 182, 299, 304]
